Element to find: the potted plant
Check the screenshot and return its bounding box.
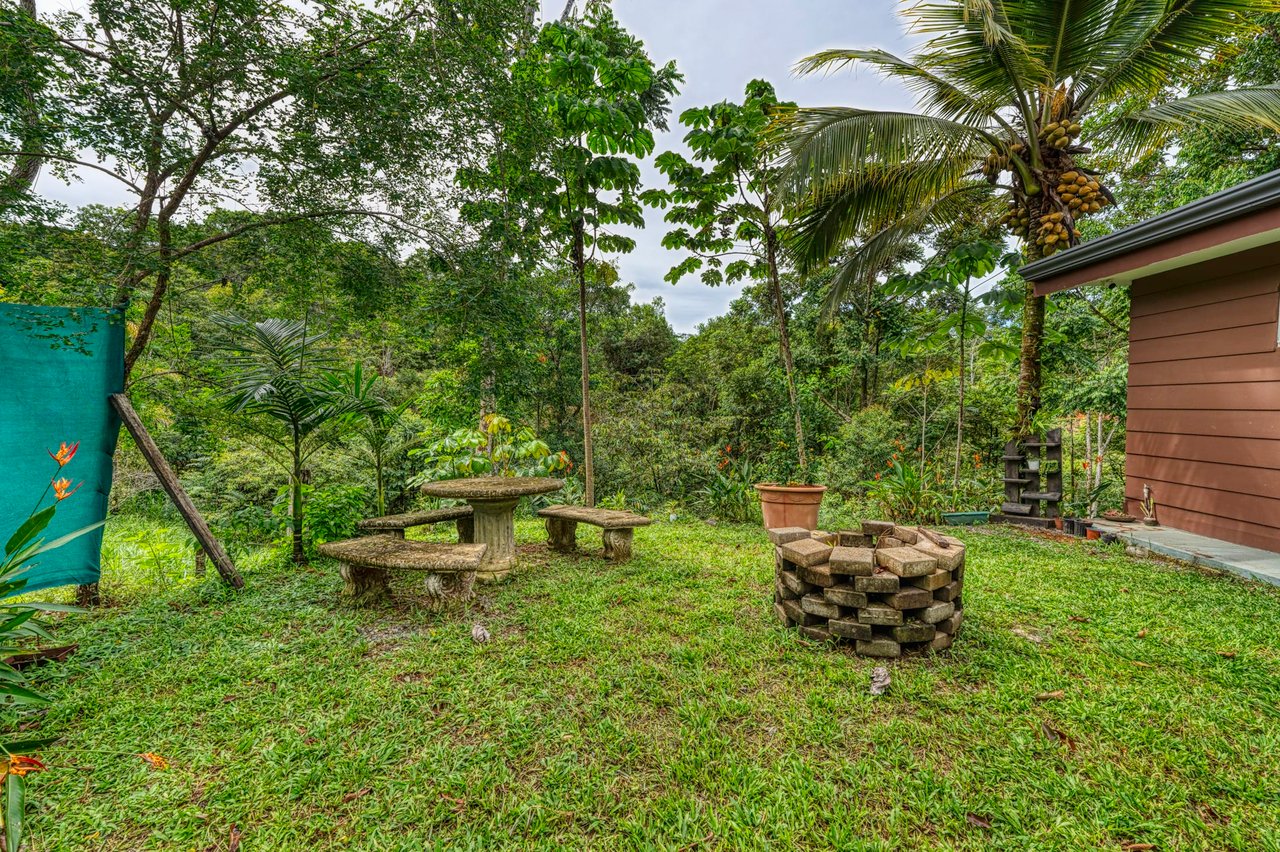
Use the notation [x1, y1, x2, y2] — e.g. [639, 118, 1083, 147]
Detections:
[757, 451, 826, 530]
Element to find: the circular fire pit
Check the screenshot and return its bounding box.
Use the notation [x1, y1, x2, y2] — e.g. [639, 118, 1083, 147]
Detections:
[770, 521, 965, 658]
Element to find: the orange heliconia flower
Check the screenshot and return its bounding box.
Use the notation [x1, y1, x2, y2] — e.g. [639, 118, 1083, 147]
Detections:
[3, 755, 46, 777]
[48, 441, 80, 467]
[52, 478, 82, 502]
[138, 752, 169, 770]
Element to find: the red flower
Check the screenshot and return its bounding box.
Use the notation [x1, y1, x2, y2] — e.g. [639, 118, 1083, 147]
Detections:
[52, 478, 82, 502]
[2, 756, 45, 777]
[49, 441, 80, 467]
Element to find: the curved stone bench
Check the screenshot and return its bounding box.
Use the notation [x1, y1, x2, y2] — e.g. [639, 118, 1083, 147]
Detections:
[318, 536, 486, 607]
[357, 506, 474, 543]
[536, 505, 652, 561]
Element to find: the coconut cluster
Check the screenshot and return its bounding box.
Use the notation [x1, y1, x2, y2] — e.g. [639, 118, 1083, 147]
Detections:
[985, 101, 1112, 258]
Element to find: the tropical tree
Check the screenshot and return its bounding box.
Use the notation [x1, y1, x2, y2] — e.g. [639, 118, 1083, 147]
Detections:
[645, 80, 815, 480]
[780, 0, 1280, 435]
[1, 0, 531, 378]
[330, 364, 417, 517]
[889, 240, 1010, 495]
[518, 3, 680, 505]
[216, 316, 365, 564]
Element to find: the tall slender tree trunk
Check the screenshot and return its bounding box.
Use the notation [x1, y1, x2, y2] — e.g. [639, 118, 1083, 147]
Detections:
[291, 438, 306, 564]
[123, 216, 172, 379]
[375, 454, 386, 516]
[1015, 278, 1045, 437]
[765, 230, 806, 478]
[573, 219, 595, 506]
[954, 282, 969, 499]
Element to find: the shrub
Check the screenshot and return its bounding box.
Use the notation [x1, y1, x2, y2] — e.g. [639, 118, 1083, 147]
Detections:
[862, 457, 944, 523]
[303, 484, 370, 545]
[698, 446, 760, 524]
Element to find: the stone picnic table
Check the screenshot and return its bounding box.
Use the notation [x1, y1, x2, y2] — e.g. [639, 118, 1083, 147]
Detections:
[419, 475, 564, 582]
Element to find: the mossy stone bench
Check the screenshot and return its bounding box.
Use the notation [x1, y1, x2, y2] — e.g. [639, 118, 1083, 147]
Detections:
[318, 536, 487, 606]
[357, 506, 474, 542]
[536, 505, 652, 561]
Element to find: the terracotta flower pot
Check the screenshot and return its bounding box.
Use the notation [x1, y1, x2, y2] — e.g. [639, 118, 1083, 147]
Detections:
[1085, 528, 1101, 540]
[755, 483, 827, 530]
[1053, 517, 1064, 531]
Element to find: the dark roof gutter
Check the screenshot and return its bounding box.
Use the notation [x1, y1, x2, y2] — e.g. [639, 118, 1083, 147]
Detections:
[1020, 168, 1280, 283]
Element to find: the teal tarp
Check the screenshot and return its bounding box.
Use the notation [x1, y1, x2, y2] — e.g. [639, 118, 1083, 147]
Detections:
[0, 304, 123, 593]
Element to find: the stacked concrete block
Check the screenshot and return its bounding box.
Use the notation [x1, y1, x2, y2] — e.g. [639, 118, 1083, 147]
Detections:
[771, 520, 965, 657]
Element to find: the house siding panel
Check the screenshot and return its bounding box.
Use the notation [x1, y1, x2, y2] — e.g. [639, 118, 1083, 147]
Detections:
[1124, 251, 1280, 551]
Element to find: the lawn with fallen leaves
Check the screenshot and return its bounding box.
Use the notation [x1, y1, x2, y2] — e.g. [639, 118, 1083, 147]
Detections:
[18, 521, 1280, 850]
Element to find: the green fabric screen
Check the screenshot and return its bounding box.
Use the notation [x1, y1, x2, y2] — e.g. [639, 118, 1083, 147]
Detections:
[0, 304, 124, 593]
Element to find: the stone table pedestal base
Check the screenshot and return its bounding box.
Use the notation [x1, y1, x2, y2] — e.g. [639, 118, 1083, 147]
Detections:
[472, 497, 519, 582]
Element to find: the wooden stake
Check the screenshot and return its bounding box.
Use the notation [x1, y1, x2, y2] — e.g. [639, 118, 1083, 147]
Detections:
[109, 394, 244, 589]
[915, 526, 951, 549]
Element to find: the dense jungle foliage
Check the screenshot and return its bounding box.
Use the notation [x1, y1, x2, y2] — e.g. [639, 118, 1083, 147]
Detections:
[3, 1, 1279, 558]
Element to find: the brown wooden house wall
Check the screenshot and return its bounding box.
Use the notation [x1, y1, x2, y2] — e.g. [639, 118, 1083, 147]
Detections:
[1125, 244, 1280, 552]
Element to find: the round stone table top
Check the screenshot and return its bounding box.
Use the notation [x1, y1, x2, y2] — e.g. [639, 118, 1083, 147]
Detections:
[419, 475, 565, 501]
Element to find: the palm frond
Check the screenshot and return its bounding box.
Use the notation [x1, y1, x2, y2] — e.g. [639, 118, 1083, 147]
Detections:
[213, 314, 342, 434]
[775, 107, 994, 204]
[1099, 84, 1280, 157]
[1078, 0, 1277, 110]
[908, 0, 1049, 119]
[793, 48, 1011, 130]
[786, 157, 983, 272]
[1017, 0, 1123, 82]
[813, 183, 1001, 316]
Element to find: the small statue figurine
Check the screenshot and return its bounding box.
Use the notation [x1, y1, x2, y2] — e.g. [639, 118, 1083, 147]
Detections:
[1140, 485, 1158, 526]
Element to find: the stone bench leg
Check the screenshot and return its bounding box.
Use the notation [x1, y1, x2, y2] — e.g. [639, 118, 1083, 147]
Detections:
[602, 528, 634, 561]
[546, 517, 578, 552]
[340, 562, 391, 604]
[423, 570, 476, 610]
[455, 516, 475, 544]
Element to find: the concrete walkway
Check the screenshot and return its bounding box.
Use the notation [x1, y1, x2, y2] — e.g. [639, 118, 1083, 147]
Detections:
[1090, 521, 1280, 587]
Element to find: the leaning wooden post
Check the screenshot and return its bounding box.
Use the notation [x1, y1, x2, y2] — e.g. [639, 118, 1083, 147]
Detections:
[109, 394, 244, 589]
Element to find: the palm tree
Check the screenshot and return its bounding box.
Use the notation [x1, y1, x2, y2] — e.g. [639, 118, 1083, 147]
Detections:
[330, 363, 419, 517]
[780, 0, 1280, 435]
[217, 316, 364, 564]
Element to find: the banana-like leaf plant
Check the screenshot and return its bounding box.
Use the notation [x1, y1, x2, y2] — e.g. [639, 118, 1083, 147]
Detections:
[780, 0, 1280, 434]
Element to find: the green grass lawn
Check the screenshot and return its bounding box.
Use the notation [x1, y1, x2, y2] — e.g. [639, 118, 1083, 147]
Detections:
[20, 520, 1280, 850]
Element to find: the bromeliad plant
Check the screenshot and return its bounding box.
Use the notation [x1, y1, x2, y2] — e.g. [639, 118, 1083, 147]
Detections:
[1, 441, 101, 852]
[410, 414, 572, 484]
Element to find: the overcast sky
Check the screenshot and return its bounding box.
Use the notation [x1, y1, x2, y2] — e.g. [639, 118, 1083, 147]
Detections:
[34, 1, 920, 333]
[556, 1, 918, 331]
